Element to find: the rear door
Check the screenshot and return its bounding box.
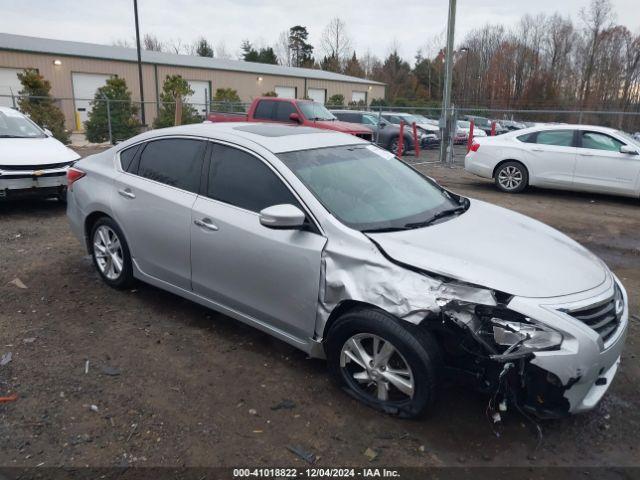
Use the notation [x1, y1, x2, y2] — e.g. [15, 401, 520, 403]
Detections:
[113, 137, 207, 289]
[519, 129, 577, 187]
[573, 130, 640, 195]
[190, 142, 326, 340]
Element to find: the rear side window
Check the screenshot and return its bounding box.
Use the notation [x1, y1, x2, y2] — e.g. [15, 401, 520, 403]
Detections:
[274, 102, 297, 122]
[517, 132, 537, 143]
[579, 131, 623, 152]
[119, 144, 140, 172]
[137, 138, 205, 193]
[208, 144, 299, 212]
[535, 130, 574, 147]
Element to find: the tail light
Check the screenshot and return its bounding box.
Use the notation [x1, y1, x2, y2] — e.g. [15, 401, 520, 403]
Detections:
[67, 167, 85, 189]
[470, 142, 480, 152]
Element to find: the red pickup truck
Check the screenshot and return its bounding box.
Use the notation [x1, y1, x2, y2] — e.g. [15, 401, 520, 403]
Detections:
[207, 97, 373, 141]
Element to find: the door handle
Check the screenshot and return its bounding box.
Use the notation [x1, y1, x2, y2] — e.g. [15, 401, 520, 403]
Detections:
[194, 217, 219, 231]
[578, 153, 594, 157]
[531, 148, 543, 152]
[118, 188, 136, 199]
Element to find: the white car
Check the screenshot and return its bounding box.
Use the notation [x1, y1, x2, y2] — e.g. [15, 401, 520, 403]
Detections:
[465, 124, 640, 197]
[0, 106, 79, 201]
[455, 120, 486, 144]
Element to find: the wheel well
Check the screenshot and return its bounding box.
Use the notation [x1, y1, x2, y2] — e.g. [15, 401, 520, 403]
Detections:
[84, 211, 111, 252]
[321, 300, 386, 342]
[492, 159, 528, 179]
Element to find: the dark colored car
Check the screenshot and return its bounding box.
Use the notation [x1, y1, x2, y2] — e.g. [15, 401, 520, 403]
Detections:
[331, 110, 430, 155]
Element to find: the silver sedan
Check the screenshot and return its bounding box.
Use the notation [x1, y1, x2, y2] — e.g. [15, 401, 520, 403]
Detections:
[67, 123, 628, 419]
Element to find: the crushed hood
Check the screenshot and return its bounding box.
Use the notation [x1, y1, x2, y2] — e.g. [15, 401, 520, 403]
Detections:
[312, 120, 372, 135]
[0, 137, 79, 166]
[368, 199, 607, 298]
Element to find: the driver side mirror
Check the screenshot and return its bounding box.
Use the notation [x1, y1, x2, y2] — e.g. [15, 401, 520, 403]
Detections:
[620, 145, 638, 155]
[289, 112, 302, 124]
[259, 204, 306, 229]
[43, 128, 53, 137]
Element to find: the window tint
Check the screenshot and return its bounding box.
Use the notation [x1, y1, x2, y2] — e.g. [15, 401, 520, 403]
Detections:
[208, 144, 300, 212]
[517, 132, 537, 143]
[120, 144, 140, 172]
[535, 130, 574, 147]
[137, 139, 205, 193]
[580, 131, 623, 152]
[362, 115, 377, 125]
[274, 101, 297, 122]
[337, 112, 361, 123]
[254, 100, 275, 120]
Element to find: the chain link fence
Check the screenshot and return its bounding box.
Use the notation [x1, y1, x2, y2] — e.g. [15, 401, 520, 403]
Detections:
[3, 94, 640, 167]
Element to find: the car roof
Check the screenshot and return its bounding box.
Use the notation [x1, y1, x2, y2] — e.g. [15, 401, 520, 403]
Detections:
[116, 122, 367, 154]
[0, 106, 25, 116]
[507, 123, 622, 136]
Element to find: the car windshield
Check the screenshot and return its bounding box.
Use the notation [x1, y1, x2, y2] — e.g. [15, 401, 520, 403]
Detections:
[298, 103, 337, 121]
[278, 144, 463, 232]
[0, 110, 46, 138]
[458, 121, 470, 128]
[616, 130, 640, 149]
[362, 114, 390, 126]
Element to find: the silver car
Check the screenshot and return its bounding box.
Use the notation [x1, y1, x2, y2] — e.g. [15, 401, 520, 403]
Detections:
[67, 123, 628, 419]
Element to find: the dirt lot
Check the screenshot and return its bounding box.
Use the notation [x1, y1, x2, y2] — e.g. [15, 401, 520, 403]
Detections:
[0, 145, 639, 470]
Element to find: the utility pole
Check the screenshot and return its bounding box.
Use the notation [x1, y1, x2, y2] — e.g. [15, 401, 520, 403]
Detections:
[439, 0, 457, 165]
[133, 0, 146, 125]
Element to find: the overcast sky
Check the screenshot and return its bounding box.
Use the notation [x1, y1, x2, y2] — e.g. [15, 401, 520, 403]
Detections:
[4, 0, 639, 63]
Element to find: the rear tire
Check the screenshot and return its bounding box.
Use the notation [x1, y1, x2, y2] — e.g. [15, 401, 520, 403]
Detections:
[326, 308, 441, 418]
[90, 217, 134, 289]
[388, 136, 404, 156]
[494, 161, 528, 193]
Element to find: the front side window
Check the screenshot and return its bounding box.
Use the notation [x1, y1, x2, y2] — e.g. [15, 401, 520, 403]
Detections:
[208, 144, 299, 213]
[273, 102, 297, 122]
[362, 114, 378, 125]
[580, 131, 624, 152]
[137, 138, 205, 193]
[254, 100, 276, 120]
[535, 130, 574, 147]
[279, 145, 460, 231]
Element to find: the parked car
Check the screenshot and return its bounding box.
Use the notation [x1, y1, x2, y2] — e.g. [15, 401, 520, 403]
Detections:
[331, 110, 431, 154]
[500, 120, 527, 131]
[454, 120, 487, 144]
[380, 112, 441, 138]
[0, 106, 79, 201]
[68, 122, 628, 419]
[464, 115, 507, 135]
[465, 124, 640, 197]
[207, 97, 373, 141]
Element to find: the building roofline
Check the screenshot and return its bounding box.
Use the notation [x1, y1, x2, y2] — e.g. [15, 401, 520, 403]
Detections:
[0, 32, 385, 86]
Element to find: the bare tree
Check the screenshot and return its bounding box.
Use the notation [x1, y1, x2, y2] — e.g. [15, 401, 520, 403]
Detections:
[275, 30, 292, 66]
[112, 38, 132, 48]
[320, 18, 352, 63]
[166, 38, 187, 55]
[215, 41, 231, 59]
[143, 34, 163, 52]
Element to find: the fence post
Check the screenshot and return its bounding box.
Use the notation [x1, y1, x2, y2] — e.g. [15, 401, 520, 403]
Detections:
[102, 94, 113, 145]
[376, 105, 382, 146]
[467, 119, 474, 153]
[412, 122, 420, 158]
[490, 121, 496, 136]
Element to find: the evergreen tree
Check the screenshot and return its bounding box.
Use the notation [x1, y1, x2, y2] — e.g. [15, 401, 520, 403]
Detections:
[320, 55, 341, 73]
[85, 77, 141, 144]
[327, 94, 345, 106]
[194, 37, 214, 57]
[289, 26, 314, 67]
[241, 41, 278, 65]
[17, 69, 69, 144]
[343, 52, 365, 78]
[213, 88, 242, 112]
[153, 75, 201, 128]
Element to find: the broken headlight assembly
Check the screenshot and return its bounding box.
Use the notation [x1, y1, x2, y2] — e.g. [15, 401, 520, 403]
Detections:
[475, 306, 563, 359]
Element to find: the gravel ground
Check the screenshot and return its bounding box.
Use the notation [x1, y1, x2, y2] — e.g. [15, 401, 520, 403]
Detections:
[0, 145, 638, 469]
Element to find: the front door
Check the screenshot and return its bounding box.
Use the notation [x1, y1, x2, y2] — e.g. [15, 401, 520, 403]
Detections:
[573, 130, 640, 195]
[112, 137, 206, 290]
[190, 142, 326, 340]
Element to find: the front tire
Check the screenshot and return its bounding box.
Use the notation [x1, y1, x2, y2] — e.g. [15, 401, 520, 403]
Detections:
[388, 136, 404, 156]
[326, 308, 441, 418]
[90, 217, 134, 289]
[494, 161, 528, 193]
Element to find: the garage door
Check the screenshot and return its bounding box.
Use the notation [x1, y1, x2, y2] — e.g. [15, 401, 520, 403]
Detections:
[275, 86, 296, 99]
[72, 73, 112, 125]
[0, 68, 23, 108]
[307, 88, 326, 104]
[186, 80, 210, 115]
[351, 91, 367, 104]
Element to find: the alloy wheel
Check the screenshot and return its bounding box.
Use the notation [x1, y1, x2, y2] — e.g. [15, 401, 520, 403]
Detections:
[93, 225, 124, 280]
[497, 165, 523, 190]
[340, 333, 415, 402]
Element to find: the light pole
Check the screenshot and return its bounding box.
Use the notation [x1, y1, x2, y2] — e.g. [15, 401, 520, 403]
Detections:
[133, 0, 146, 125]
[439, 0, 457, 165]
